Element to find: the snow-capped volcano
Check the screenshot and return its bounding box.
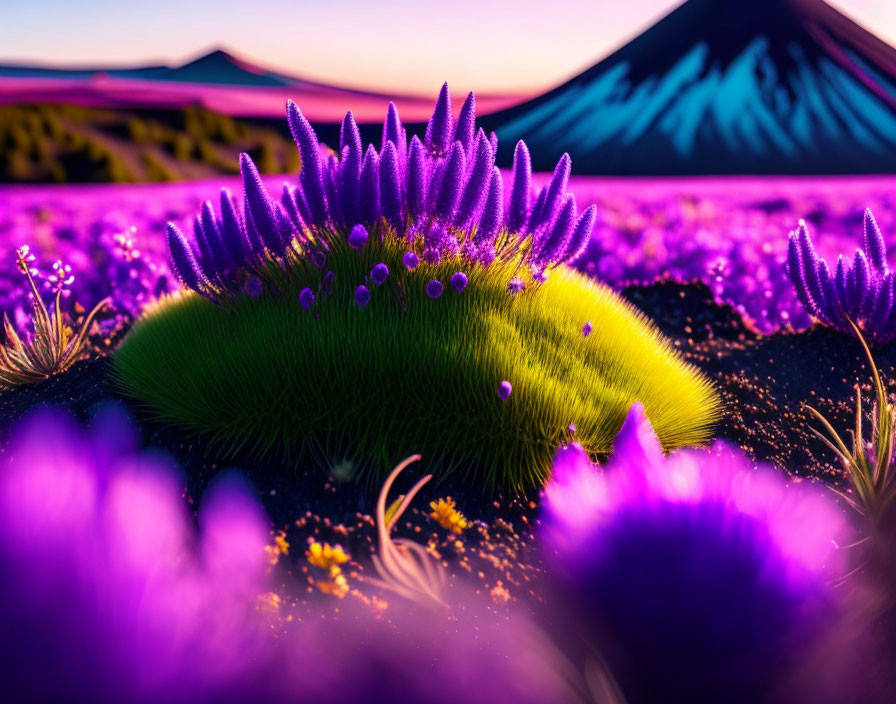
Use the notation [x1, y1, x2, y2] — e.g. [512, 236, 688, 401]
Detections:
[490, 0, 896, 174]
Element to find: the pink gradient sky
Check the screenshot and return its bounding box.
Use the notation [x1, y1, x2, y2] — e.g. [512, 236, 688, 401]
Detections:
[2, 0, 895, 95]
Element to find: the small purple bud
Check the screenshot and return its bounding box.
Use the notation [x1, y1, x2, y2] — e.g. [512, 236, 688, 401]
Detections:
[497, 381, 512, 401]
[310, 250, 326, 268]
[508, 278, 525, 295]
[533, 270, 549, 283]
[582, 321, 593, 337]
[426, 280, 444, 299]
[348, 224, 369, 250]
[298, 288, 315, 309]
[246, 277, 263, 298]
[322, 270, 334, 295]
[423, 249, 441, 266]
[403, 251, 419, 270]
[567, 423, 577, 435]
[355, 284, 370, 307]
[450, 272, 468, 293]
[371, 263, 389, 285]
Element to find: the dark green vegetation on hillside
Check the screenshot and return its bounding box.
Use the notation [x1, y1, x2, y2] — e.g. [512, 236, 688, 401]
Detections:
[0, 104, 300, 182]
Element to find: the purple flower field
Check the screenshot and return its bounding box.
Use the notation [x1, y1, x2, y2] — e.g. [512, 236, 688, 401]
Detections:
[5, 173, 896, 336]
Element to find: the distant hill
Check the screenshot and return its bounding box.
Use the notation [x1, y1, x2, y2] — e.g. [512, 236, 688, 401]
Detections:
[0, 49, 525, 122]
[489, 0, 896, 174]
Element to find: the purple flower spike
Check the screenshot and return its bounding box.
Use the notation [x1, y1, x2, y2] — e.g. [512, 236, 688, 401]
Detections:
[497, 381, 512, 401]
[450, 272, 468, 292]
[354, 284, 370, 307]
[240, 153, 288, 257]
[298, 288, 315, 309]
[371, 263, 389, 285]
[425, 83, 453, 156]
[359, 145, 380, 225]
[536, 193, 577, 267]
[167, 223, 207, 293]
[475, 167, 504, 247]
[530, 153, 571, 231]
[507, 141, 532, 233]
[286, 100, 327, 225]
[787, 211, 896, 343]
[348, 224, 369, 250]
[381, 101, 405, 151]
[403, 251, 419, 270]
[454, 92, 476, 153]
[508, 278, 525, 295]
[167, 85, 590, 307]
[406, 136, 428, 221]
[426, 279, 444, 299]
[379, 142, 402, 229]
[435, 142, 466, 222]
[582, 321, 593, 337]
[563, 205, 598, 264]
[456, 133, 493, 226]
[340, 111, 362, 156]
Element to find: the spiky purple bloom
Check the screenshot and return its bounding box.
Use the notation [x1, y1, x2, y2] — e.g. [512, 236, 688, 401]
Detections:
[354, 284, 370, 307]
[348, 224, 369, 250]
[542, 404, 850, 704]
[370, 263, 389, 285]
[508, 278, 525, 295]
[434, 142, 466, 221]
[167, 86, 591, 304]
[166, 224, 206, 292]
[298, 288, 315, 309]
[286, 100, 327, 226]
[787, 210, 895, 343]
[497, 381, 512, 401]
[424, 83, 453, 156]
[379, 141, 402, 229]
[450, 272, 468, 293]
[582, 321, 593, 337]
[507, 141, 531, 233]
[426, 280, 443, 299]
[455, 134, 493, 226]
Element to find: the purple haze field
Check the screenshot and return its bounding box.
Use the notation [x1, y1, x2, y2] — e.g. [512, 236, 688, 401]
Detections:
[3, 173, 894, 335]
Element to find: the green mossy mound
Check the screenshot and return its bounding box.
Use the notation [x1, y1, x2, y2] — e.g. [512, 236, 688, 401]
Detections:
[114, 239, 721, 492]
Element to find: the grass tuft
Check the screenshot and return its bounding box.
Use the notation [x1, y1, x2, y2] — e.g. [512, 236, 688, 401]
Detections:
[114, 238, 721, 492]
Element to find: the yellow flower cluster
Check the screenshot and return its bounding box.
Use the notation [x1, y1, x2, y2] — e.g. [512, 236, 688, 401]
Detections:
[429, 498, 468, 534]
[306, 541, 350, 599]
[265, 530, 290, 566]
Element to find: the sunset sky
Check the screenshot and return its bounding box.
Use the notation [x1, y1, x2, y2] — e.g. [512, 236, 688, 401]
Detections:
[2, 0, 895, 94]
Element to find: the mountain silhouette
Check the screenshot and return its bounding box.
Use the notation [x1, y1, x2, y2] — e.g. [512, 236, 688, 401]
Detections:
[489, 0, 896, 174]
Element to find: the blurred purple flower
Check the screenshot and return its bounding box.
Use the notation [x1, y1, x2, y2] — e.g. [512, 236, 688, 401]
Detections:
[426, 280, 443, 299]
[542, 403, 851, 704]
[498, 381, 512, 400]
[354, 284, 371, 307]
[348, 224, 369, 250]
[402, 252, 419, 270]
[298, 288, 315, 309]
[370, 263, 389, 285]
[582, 321, 593, 337]
[450, 272, 468, 293]
[508, 278, 525, 295]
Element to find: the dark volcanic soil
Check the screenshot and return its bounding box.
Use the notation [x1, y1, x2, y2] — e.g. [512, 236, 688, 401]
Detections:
[623, 279, 891, 489]
[0, 279, 880, 606]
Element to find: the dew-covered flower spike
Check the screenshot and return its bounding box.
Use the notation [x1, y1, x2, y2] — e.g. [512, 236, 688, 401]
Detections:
[163, 86, 596, 304]
[787, 210, 896, 344]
